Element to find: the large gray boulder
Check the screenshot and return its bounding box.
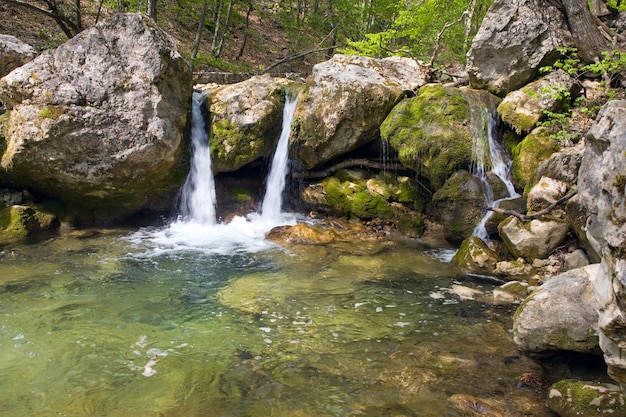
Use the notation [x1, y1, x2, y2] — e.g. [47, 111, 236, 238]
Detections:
[201, 75, 295, 173]
[0, 35, 37, 78]
[466, 0, 572, 96]
[513, 264, 601, 354]
[576, 100, 626, 388]
[292, 54, 430, 169]
[498, 216, 570, 262]
[0, 13, 192, 223]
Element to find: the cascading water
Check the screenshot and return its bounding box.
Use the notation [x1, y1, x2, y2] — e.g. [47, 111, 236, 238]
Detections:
[178, 90, 217, 226]
[467, 95, 519, 241]
[260, 92, 299, 221]
[133, 89, 300, 254]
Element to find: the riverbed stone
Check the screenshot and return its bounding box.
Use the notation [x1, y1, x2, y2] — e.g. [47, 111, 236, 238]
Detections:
[0, 13, 192, 224]
[265, 223, 341, 245]
[497, 69, 578, 134]
[499, 216, 569, 262]
[292, 54, 430, 170]
[451, 236, 501, 276]
[546, 379, 626, 417]
[513, 264, 601, 355]
[203, 75, 295, 172]
[575, 99, 626, 389]
[0, 35, 37, 78]
[466, 0, 573, 96]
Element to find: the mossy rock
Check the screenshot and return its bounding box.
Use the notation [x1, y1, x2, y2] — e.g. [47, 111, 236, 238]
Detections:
[451, 236, 501, 275]
[0, 111, 9, 157]
[0, 205, 59, 245]
[381, 85, 489, 190]
[547, 379, 626, 417]
[511, 127, 561, 194]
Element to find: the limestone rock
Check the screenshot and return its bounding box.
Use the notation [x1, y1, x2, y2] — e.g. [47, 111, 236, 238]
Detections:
[499, 216, 569, 262]
[511, 127, 562, 193]
[547, 379, 626, 417]
[0, 13, 192, 223]
[0, 205, 59, 244]
[203, 75, 295, 172]
[265, 223, 341, 245]
[0, 35, 37, 78]
[534, 142, 584, 186]
[513, 264, 601, 354]
[526, 176, 568, 213]
[466, 0, 572, 96]
[430, 170, 487, 244]
[292, 54, 430, 169]
[451, 236, 501, 276]
[492, 281, 529, 305]
[497, 69, 578, 133]
[576, 99, 626, 387]
[381, 85, 499, 190]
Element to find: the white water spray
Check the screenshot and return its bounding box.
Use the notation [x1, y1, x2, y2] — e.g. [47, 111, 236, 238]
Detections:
[469, 103, 519, 241]
[261, 93, 299, 221]
[178, 90, 217, 226]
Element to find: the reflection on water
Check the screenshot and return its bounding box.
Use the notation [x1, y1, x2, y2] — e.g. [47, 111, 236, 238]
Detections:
[0, 228, 551, 416]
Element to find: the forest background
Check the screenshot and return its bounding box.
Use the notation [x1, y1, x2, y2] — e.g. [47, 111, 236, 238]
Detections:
[0, 0, 496, 78]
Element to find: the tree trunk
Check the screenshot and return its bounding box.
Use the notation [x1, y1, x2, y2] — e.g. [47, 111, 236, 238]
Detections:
[214, 0, 235, 57]
[190, 0, 209, 68]
[561, 0, 609, 62]
[147, 0, 157, 21]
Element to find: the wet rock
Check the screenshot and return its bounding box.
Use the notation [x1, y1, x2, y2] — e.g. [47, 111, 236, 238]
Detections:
[452, 236, 501, 276]
[492, 281, 529, 305]
[513, 264, 601, 355]
[497, 69, 578, 134]
[547, 379, 626, 417]
[447, 393, 504, 416]
[511, 126, 562, 193]
[201, 75, 296, 172]
[265, 223, 341, 245]
[0, 13, 192, 223]
[498, 216, 569, 262]
[0, 35, 37, 78]
[0, 205, 59, 244]
[466, 0, 572, 96]
[292, 54, 430, 169]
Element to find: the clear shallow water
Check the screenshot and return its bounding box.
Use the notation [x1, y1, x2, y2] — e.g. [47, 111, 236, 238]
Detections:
[0, 227, 551, 417]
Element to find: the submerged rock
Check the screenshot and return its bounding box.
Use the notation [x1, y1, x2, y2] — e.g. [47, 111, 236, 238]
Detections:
[0, 13, 192, 224]
[547, 379, 626, 417]
[513, 264, 601, 355]
[292, 54, 430, 169]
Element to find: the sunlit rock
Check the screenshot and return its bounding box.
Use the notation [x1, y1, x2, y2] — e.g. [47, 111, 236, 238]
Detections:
[265, 223, 341, 245]
[547, 380, 626, 417]
[0, 13, 192, 223]
[498, 216, 569, 262]
[451, 236, 501, 276]
[0, 35, 36, 78]
[513, 264, 601, 355]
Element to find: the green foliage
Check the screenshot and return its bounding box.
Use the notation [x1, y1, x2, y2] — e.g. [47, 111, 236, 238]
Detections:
[606, 0, 626, 12]
[341, 0, 493, 66]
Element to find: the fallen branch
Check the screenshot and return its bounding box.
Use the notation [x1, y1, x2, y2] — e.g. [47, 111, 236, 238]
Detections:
[488, 190, 578, 221]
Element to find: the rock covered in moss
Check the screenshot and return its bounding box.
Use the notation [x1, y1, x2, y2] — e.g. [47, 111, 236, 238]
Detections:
[547, 379, 626, 417]
[497, 69, 577, 134]
[0, 205, 59, 244]
[493, 280, 529, 305]
[430, 170, 486, 244]
[452, 236, 501, 276]
[510, 127, 562, 193]
[204, 75, 296, 172]
[499, 216, 569, 262]
[381, 85, 500, 190]
[513, 264, 600, 355]
[0, 13, 192, 223]
[292, 54, 430, 170]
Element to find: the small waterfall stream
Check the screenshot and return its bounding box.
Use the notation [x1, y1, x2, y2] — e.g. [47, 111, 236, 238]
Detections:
[467, 95, 519, 241]
[261, 93, 299, 221]
[178, 90, 217, 226]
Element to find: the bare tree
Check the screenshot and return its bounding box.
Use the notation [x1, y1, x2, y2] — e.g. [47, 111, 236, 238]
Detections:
[147, 0, 157, 21]
[560, 0, 610, 62]
[4, 0, 82, 38]
[190, 0, 209, 68]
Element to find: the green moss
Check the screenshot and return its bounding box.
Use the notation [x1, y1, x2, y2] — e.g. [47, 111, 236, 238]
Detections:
[228, 186, 254, 202]
[547, 380, 626, 417]
[497, 100, 540, 134]
[39, 105, 65, 119]
[380, 85, 474, 190]
[511, 127, 561, 193]
[0, 111, 9, 157]
[0, 205, 59, 244]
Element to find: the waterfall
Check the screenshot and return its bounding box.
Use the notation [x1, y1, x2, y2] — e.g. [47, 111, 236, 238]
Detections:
[260, 92, 299, 221]
[178, 90, 217, 226]
[467, 97, 519, 241]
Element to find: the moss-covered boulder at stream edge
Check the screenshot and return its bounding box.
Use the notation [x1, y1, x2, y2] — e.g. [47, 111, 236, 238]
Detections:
[546, 379, 626, 417]
[0, 205, 59, 244]
[380, 84, 478, 190]
[511, 126, 561, 194]
[300, 169, 425, 234]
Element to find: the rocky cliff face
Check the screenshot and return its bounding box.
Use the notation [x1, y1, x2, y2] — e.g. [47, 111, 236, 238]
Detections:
[0, 13, 192, 223]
